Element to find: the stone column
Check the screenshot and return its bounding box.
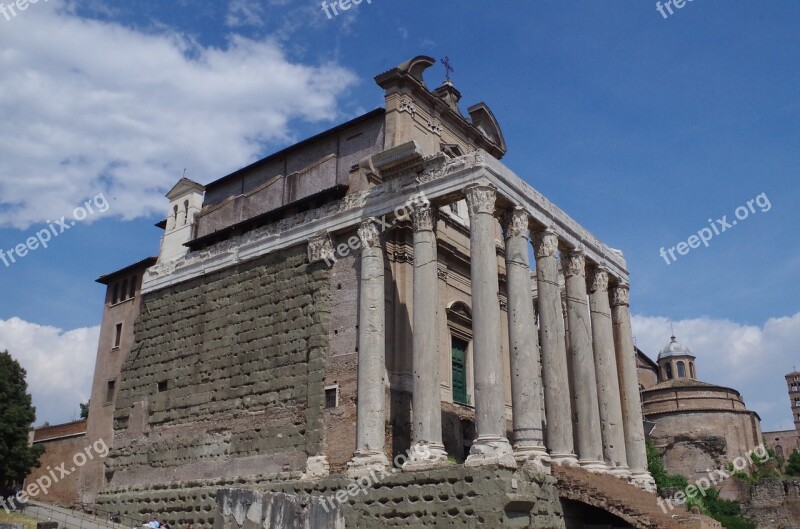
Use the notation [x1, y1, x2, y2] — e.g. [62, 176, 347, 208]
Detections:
[588, 267, 629, 476]
[504, 207, 550, 472]
[532, 228, 577, 466]
[464, 184, 516, 469]
[611, 283, 657, 491]
[405, 203, 448, 470]
[562, 248, 606, 472]
[347, 220, 390, 478]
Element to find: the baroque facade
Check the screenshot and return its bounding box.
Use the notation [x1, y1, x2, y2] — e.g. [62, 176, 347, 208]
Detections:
[67, 56, 721, 529]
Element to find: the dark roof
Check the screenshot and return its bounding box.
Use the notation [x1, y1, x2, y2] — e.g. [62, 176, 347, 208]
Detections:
[96, 257, 158, 285]
[203, 108, 385, 194]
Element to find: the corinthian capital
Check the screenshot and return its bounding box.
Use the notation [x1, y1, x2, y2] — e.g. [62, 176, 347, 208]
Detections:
[464, 184, 496, 217]
[561, 249, 586, 278]
[610, 283, 630, 307]
[358, 220, 381, 249]
[411, 202, 436, 232]
[531, 228, 559, 259]
[587, 267, 609, 293]
[503, 207, 529, 240]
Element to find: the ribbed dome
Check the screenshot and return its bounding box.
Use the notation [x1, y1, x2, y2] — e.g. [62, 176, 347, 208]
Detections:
[658, 335, 695, 360]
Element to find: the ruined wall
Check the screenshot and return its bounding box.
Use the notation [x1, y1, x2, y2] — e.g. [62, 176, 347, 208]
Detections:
[741, 478, 800, 529]
[216, 466, 564, 529]
[105, 245, 330, 491]
[648, 410, 762, 482]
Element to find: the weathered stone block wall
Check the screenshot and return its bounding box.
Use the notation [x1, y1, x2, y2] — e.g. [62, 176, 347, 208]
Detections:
[106, 245, 330, 488]
[216, 466, 564, 529]
[742, 478, 800, 529]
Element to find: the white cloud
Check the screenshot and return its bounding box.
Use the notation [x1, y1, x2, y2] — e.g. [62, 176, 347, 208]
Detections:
[0, 2, 358, 229]
[632, 312, 800, 432]
[0, 318, 99, 426]
[226, 0, 265, 27]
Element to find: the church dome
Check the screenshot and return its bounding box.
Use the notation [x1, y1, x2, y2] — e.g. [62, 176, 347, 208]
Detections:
[658, 335, 695, 360]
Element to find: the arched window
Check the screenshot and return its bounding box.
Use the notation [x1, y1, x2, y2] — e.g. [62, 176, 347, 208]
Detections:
[183, 200, 190, 225]
[665, 363, 673, 380]
[776, 445, 784, 458]
[677, 361, 686, 378]
[689, 362, 695, 379]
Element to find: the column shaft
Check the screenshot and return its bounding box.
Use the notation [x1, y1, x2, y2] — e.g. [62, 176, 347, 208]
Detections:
[504, 208, 549, 471]
[562, 249, 606, 470]
[464, 184, 515, 468]
[532, 229, 577, 465]
[406, 203, 448, 470]
[347, 220, 390, 477]
[588, 267, 629, 475]
[611, 284, 657, 491]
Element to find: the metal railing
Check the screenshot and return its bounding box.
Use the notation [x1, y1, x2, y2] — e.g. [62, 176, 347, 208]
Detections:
[20, 501, 140, 529]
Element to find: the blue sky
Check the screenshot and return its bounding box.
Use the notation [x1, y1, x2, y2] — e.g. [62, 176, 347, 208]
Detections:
[0, 0, 797, 431]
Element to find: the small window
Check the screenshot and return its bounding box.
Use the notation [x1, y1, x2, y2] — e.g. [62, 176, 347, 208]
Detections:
[112, 283, 119, 304]
[158, 381, 168, 393]
[665, 363, 673, 380]
[128, 276, 136, 299]
[120, 278, 128, 301]
[449, 202, 459, 214]
[689, 362, 695, 379]
[325, 386, 338, 409]
[677, 361, 686, 378]
[113, 323, 123, 349]
[106, 380, 116, 404]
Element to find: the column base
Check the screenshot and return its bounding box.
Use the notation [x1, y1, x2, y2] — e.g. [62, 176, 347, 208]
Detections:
[347, 450, 390, 479]
[465, 437, 517, 469]
[630, 470, 657, 493]
[403, 442, 450, 472]
[579, 459, 611, 474]
[549, 452, 580, 467]
[608, 464, 631, 479]
[303, 455, 330, 480]
[513, 444, 552, 475]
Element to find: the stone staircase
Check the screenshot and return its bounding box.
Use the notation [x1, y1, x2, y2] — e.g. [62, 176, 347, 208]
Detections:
[553, 465, 721, 529]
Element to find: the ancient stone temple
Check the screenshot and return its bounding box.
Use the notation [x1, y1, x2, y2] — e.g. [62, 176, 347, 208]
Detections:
[81, 56, 706, 529]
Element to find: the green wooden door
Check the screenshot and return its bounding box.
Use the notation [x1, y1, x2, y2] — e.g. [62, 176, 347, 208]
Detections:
[452, 337, 468, 404]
